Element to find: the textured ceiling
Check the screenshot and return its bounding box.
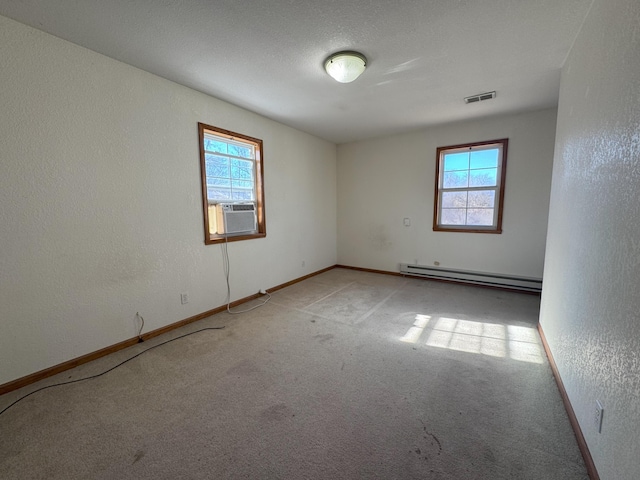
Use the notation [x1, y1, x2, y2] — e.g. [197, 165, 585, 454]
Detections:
[0, 0, 593, 143]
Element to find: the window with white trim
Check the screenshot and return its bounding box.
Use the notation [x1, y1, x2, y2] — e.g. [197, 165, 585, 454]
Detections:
[198, 123, 266, 244]
[433, 139, 508, 233]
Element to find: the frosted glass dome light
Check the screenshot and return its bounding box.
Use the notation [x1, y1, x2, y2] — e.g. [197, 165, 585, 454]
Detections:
[324, 51, 367, 83]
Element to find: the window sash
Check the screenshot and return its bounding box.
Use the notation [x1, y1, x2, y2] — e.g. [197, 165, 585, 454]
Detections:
[437, 186, 499, 228]
[203, 133, 257, 204]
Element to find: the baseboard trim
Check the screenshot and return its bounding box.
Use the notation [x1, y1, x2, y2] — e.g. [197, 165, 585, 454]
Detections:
[538, 324, 600, 480]
[335, 264, 403, 277]
[0, 265, 336, 397]
[263, 265, 336, 293]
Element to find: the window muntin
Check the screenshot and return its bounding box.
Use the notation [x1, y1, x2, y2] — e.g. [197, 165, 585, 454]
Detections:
[198, 123, 266, 245]
[433, 139, 508, 233]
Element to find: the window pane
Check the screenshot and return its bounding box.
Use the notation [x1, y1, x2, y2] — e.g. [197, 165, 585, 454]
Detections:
[467, 208, 494, 226]
[228, 144, 253, 159]
[470, 149, 499, 169]
[232, 179, 254, 189]
[230, 159, 254, 180]
[204, 137, 227, 154]
[441, 208, 466, 225]
[469, 168, 497, 187]
[208, 177, 231, 187]
[232, 191, 254, 201]
[442, 191, 467, 208]
[443, 171, 469, 188]
[207, 154, 228, 167]
[205, 154, 230, 177]
[468, 190, 495, 208]
[443, 152, 469, 171]
[208, 188, 231, 200]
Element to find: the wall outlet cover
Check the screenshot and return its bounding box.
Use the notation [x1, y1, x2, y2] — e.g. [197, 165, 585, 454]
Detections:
[595, 400, 604, 433]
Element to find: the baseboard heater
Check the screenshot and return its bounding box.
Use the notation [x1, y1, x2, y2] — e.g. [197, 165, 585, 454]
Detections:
[399, 264, 542, 293]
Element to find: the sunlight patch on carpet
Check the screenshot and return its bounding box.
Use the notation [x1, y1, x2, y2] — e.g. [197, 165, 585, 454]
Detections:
[400, 314, 544, 364]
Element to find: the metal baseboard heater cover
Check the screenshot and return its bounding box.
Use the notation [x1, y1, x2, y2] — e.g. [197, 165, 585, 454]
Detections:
[399, 264, 542, 293]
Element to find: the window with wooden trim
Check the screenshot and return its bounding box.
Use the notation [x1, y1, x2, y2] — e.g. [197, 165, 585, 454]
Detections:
[198, 123, 266, 245]
[433, 139, 508, 233]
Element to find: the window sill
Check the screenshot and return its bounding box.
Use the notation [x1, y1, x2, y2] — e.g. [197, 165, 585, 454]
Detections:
[205, 232, 266, 245]
[433, 226, 502, 234]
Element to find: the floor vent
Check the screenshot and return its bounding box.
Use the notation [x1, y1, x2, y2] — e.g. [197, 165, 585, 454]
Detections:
[399, 264, 542, 293]
[464, 91, 496, 104]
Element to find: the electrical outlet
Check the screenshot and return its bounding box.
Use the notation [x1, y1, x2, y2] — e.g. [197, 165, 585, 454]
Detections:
[594, 400, 604, 433]
[180, 293, 189, 305]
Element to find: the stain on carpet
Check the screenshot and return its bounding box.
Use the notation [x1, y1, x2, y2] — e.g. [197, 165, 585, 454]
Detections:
[419, 419, 443, 459]
[132, 450, 145, 465]
[226, 359, 261, 376]
[260, 403, 292, 421]
[313, 334, 334, 343]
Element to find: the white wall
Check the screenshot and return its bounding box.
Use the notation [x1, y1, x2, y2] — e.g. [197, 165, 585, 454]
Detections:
[539, 0, 640, 478]
[337, 109, 557, 278]
[0, 15, 337, 386]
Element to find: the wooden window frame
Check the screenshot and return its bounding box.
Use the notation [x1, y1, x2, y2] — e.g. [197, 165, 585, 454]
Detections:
[198, 122, 266, 245]
[433, 138, 508, 234]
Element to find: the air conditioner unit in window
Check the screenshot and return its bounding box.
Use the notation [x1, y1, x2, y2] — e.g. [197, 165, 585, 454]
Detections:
[215, 203, 257, 235]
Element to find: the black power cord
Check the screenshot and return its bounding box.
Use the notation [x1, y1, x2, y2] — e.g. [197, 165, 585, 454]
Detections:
[137, 312, 145, 343]
[0, 326, 225, 417]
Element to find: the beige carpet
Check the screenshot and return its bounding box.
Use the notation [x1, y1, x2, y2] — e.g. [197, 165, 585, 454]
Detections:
[0, 268, 587, 479]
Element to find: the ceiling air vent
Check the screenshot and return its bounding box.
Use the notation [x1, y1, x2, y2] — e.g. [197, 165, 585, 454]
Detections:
[464, 91, 496, 104]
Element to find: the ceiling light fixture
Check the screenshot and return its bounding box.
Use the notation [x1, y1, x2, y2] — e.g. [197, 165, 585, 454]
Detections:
[324, 51, 367, 83]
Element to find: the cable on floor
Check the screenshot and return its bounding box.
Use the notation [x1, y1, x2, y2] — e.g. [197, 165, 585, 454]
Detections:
[221, 233, 271, 314]
[0, 326, 225, 417]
